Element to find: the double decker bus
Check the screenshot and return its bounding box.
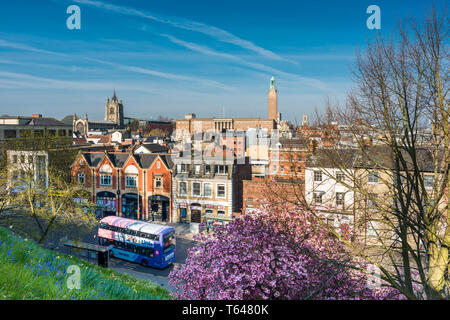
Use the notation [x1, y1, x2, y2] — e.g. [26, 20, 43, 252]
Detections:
[98, 216, 175, 269]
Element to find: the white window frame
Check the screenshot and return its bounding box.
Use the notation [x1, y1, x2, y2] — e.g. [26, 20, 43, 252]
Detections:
[125, 175, 137, 188]
[367, 193, 378, 210]
[178, 164, 188, 173]
[192, 182, 201, 196]
[314, 191, 324, 205]
[336, 192, 344, 207]
[215, 165, 228, 175]
[179, 181, 188, 195]
[336, 171, 345, 182]
[424, 175, 434, 189]
[100, 174, 112, 186]
[217, 184, 226, 198]
[368, 171, 379, 184]
[154, 176, 163, 189]
[78, 172, 85, 184]
[367, 221, 379, 237]
[203, 183, 213, 198]
[314, 170, 322, 182]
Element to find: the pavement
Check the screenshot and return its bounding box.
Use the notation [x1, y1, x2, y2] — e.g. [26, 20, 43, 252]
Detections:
[148, 220, 210, 241]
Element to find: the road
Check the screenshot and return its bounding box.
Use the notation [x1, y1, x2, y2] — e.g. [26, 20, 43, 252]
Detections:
[105, 236, 197, 291]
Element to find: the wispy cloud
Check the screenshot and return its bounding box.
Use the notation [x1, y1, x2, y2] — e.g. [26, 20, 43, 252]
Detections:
[85, 57, 233, 90]
[160, 33, 331, 92]
[0, 39, 67, 57]
[0, 71, 178, 94]
[70, 0, 295, 64]
[0, 39, 232, 90]
[0, 71, 111, 90]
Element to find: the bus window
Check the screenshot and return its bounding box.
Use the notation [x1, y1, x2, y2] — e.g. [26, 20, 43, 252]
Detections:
[163, 232, 175, 254]
[140, 247, 154, 257]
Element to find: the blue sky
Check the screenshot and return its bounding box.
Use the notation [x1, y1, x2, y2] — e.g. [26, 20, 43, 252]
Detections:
[0, 0, 441, 122]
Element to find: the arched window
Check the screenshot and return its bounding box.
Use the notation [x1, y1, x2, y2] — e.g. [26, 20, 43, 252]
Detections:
[99, 164, 112, 173]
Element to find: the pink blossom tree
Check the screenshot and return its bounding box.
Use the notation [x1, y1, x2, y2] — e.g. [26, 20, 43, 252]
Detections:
[169, 202, 404, 300]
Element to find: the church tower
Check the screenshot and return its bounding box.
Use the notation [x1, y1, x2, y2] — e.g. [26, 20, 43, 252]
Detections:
[105, 89, 124, 127]
[268, 76, 278, 120]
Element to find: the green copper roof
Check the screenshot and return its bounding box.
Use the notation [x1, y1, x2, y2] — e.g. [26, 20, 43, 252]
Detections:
[270, 76, 276, 89]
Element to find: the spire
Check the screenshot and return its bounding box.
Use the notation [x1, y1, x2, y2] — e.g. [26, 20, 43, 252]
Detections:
[270, 76, 276, 90]
[112, 89, 117, 102]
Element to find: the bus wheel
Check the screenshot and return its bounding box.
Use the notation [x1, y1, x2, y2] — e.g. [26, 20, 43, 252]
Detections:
[141, 259, 148, 267]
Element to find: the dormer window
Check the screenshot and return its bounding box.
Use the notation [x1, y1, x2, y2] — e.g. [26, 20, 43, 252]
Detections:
[215, 165, 228, 175]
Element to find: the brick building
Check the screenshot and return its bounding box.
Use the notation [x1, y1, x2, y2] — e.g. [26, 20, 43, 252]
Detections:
[242, 178, 304, 213]
[71, 151, 174, 221]
[175, 77, 280, 140]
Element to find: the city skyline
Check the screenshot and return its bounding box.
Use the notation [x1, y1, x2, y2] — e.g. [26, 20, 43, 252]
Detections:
[0, 0, 438, 122]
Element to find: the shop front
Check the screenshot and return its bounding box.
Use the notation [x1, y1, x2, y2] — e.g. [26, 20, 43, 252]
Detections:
[188, 203, 202, 234]
[121, 193, 142, 220]
[190, 203, 202, 223]
[96, 191, 117, 219]
[148, 195, 170, 221]
[205, 205, 231, 230]
[178, 202, 188, 223]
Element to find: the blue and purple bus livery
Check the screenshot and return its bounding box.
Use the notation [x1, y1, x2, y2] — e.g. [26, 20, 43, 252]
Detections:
[98, 216, 175, 269]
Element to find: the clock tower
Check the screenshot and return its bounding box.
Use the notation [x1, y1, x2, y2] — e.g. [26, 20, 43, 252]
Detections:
[105, 89, 124, 127]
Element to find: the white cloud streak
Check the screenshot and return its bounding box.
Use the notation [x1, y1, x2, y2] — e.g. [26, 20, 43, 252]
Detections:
[0, 38, 232, 90]
[160, 34, 331, 92]
[71, 0, 295, 63]
[0, 39, 68, 57]
[86, 57, 233, 90]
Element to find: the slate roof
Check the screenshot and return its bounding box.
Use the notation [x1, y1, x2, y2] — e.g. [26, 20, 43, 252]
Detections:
[1, 116, 70, 127]
[306, 148, 357, 169]
[307, 146, 439, 172]
[133, 153, 158, 169]
[107, 153, 130, 168]
[82, 152, 105, 167]
[137, 143, 169, 153]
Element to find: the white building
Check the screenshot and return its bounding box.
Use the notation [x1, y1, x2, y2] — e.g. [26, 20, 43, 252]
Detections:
[305, 150, 356, 233]
[7, 150, 49, 191]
